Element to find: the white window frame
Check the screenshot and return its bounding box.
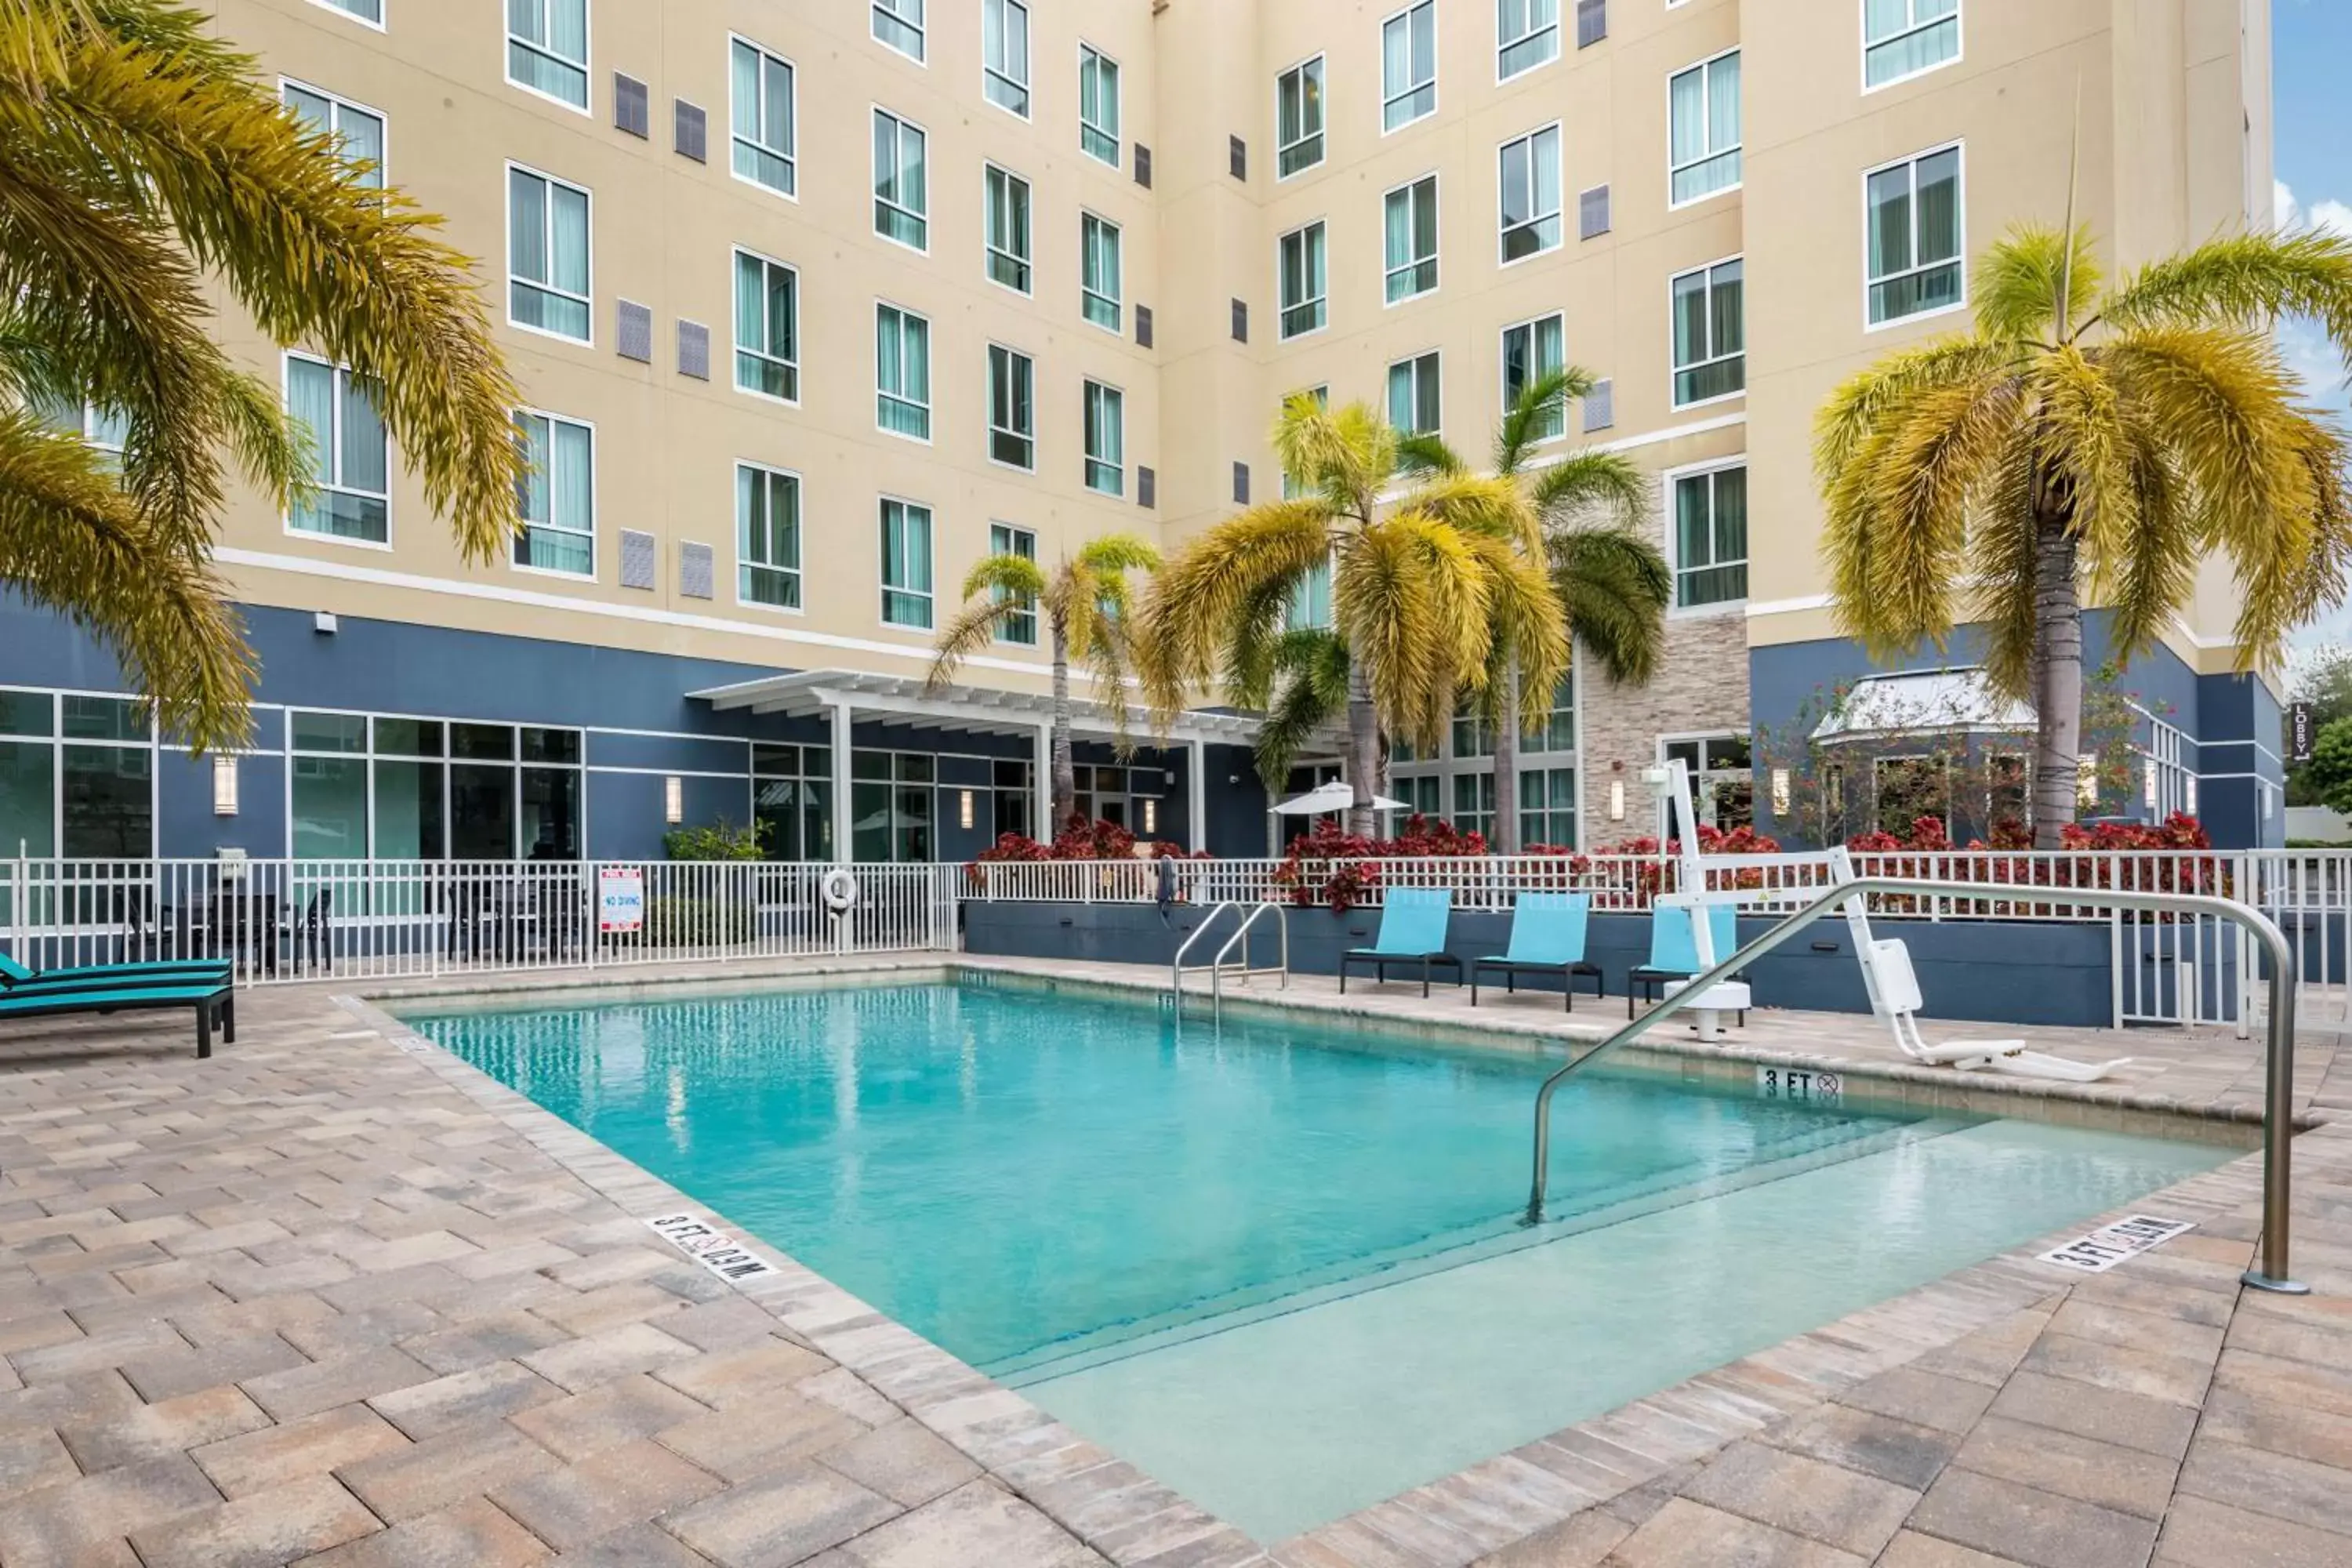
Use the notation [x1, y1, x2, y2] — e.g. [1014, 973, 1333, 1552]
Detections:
[281, 351, 390, 550]
[1276, 54, 1326, 179]
[1381, 2, 1439, 134]
[1080, 44, 1121, 165]
[872, 0, 924, 63]
[1083, 379, 1125, 497]
[510, 406, 597, 579]
[737, 460, 804, 614]
[281, 78, 387, 188]
[1497, 122, 1562, 265]
[875, 301, 932, 444]
[1863, 141, 1968, 331]
[1383, 172, 1440, 304]
[1080, 211, 1123, 333]
[504, 0, 591, 114]
[731, 247, 800, 406]
[984, 163, 1033, 295]
[1662, 456, 1748, 615]
[1277, 220, 1328, 340]
[872, 106, 929, 253]
[1499, 313, 1566, 442]
[1667, 47, 1742, 210]
[504, 161, 593, 346]
[1862, 0, 1962, 93]
[303, 0, 384, 34]
[1496, 0, 1560, 82]
[988, 343, 1036, 472]
[982, 0, 1031, 118]
[729, 35, 797, 201]
[1668, 254, 1744, 411]
[879, 495, 935, 630]
[1387, 350, 1442, 437]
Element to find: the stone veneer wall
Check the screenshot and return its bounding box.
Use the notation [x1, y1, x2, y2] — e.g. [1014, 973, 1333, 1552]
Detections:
[1579, 611, 1751, 843]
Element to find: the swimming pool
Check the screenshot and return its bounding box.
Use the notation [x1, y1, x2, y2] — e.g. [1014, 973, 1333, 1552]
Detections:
[410, 980, 2234, 1543]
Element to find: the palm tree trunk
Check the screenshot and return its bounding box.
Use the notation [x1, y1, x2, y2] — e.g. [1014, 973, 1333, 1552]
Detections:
[1050, 624, 1078, 830]
[1490, 660, 1522, 853]
[1345, 656, 1380, 837]
[2029, 505, 2084, 849]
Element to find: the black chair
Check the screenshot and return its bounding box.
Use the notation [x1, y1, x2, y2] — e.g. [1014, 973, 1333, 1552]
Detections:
[282, 887, 333, 975]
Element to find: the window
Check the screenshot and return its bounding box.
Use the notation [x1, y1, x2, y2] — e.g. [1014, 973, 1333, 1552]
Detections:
[1081, 213, 1123, 331]
[989, 346, 1035, 469]
[1498, 0, 1560, 79]
[1501, 314, 1566, 441]
[1670, 257, 1744, 406]
[880, 499, 934, 627]
[733, 249, 798, 401]
[1084, 381, 1124, 495]
[1498, 125, 1561, 261]
[506, 0, 587, 111]
[1287, 557, 1334, 628]
[1383, 174, 1439, 301]
[1671, 463, 1747, 608]
[1531, 672, 1575, 752]
[739, 463, 801, 610]
[0, 693, 156, 864]
[1387, 351, 1440, 435]
[283, 82, 383, 189]
[1277, 56, 1325, 176]
[985, 165, 1032, 292]
[1666, 734, 1753, 830]
[1668, 49, 1741, 205]
[1278, 222, 1327, 338]
[1453, 700, 1494, 760]
[312, 0, 381, 24]
[1080, 45, 1121, 163]
[1866, 146, 1963, 325]
[1520, 767, 1577, 848]
[873, 0, 923, 60]
[873, 108, 927, 249]
[983, 0, 1030, 115]
[875, 304, 931, 440]
[507, 165, 590, 341]
[285, 354, 388, 543]
[992, 523, 1038, 645]
[512, 410, 593, 576]
[1452, 772, 1496, 840]
[851, 750, 935, 861]
[1865, 0, 1959, 89]
[730, 38, 796, 196]
[1381, 3, 1437, 131]
[753, 743, 833, 861]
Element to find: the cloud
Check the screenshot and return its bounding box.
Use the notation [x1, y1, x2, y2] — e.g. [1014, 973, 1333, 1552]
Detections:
[2274, 183, 2352, 646]
[2278, 179, 2352, 236]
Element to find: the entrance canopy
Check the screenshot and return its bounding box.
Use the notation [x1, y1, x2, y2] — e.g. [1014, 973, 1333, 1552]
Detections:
[1809, 670, 2034, 744]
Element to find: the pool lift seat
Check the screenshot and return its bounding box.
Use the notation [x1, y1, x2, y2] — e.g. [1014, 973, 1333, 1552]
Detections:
[1860, 932, 2132, 1083]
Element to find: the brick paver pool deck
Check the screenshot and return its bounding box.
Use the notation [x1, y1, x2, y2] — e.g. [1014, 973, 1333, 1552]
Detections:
[2, 953, 2350, 1566]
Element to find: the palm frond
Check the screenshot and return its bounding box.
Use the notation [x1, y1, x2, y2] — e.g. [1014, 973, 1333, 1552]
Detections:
[1493, 365, 1593, 475]
[1529, 449, 1648, 531]
[1549, 524, 1672, 684]
[1813, 337, 2022, 488]
[1135, 499, 1333, 720]
[923, 594, 1025, 694]
[1272, 395, 1393, 514]
[1973, 223, 2101, 341]
[1967, 424, 2045, 700]
[1252, 628, 1348, 791]
[2098, 398, 2198, 661]
[1404, 471, 1541, 554]
[2102, 230, 2352, 378]
[1393, 430, 1466, 479]
[960, 551, 1049, 603]
[1334, 519, 1451, 753]
[1462, 532, 1569, 734]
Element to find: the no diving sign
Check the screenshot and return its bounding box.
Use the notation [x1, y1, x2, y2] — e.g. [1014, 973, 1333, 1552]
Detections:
[2038, 1214, 2196, 1275]
[647, 1213, 777, 1283]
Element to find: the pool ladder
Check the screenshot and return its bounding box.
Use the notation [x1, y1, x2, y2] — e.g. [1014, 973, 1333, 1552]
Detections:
[1169, 902, 1288, 1022]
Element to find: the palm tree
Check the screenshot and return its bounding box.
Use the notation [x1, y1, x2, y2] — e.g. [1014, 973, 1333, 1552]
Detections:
[1397, 366, 1668, 851]
[1139, 397, 1569, 837]
[2, 0, 524, 750]
[1246, 626, 1350, 796]
[926, 533, 1160, 828]
[1817, 223, 2352, 845]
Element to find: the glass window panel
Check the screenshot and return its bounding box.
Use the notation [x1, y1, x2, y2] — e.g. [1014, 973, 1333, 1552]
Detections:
[1387, 351, 1440, 436]
[1382, 2, 1437, 131]
[372, 717, 443, 757]
[1668, 52, 1741, 205]
[372, 760, 445, 859]
[1500, 126, 1561, 260]
[1384, 175, 1438, 302]
[1277, 56, 1324, 176]
[1866, 0, 1961, 88]
[1674, 466, 1748, 607]
[1084, 382, 1124, 495]
[873, 0, 924, 60]
[734, 250, 799, 400]
[1498, 0, 1559, 79]
[452, 723, 515, 760]
[881, 500, 934, 627]
[1081, 214, 1122, 330]
[0, 739, 55, 858]
[989, 347, 1035, 469]
[739, 464, 803, 608]
[507, 0, 589, 108]
[519, 768, 579, 858]
[519, 728, 579, 765]
[731, 38, 796, 196]
[61, 696, 145, 742]
[983, 0, 1030, 116]
[0, 692, 53, 738]
[61, 745, 151, 858]
[508, 167, 590, 341]
[873, 110, 928, 249]
[450, 764, 515, 858]
[1867, 148, 1965, 324]
[291, 711, 366, 753]
[876, 305, 932, 439]
[985, 166, 1033, 292]
[291, 754, 367, 859]
[1080, 46, 1121, 164]
[1280, 222, 1327, 338]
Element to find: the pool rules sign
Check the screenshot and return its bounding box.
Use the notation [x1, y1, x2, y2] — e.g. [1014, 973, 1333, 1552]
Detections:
[597, 866, 645, 933]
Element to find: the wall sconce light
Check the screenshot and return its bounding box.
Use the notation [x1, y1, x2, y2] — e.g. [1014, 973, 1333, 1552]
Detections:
[2077, 755, 2098, 805]
[2142, 758, 2159, 810]
[1607, 779, 1625, 821]
[958, 789, 975, 829]
[1142, 798, 1158, 834]
[2184, 775, 2198, 816]
[211, 754, 238, 816]
[1769, 767, 1791, 815]
[663, 775, 684, 824]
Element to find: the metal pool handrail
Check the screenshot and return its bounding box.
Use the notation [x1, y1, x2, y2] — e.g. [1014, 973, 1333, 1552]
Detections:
[1209, 902, 1288, 1020]
[1526, 877, 2309, 1295]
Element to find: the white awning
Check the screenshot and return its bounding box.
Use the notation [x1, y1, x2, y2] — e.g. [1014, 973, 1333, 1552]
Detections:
[1810, 670, 2034, 743]
[685, 668, 1266, 746]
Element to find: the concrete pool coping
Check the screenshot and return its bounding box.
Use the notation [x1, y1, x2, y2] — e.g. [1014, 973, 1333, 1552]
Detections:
[328, 952, 2332, 1565]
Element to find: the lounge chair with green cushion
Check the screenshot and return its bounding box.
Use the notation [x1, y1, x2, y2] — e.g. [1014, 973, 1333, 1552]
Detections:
[1338, 888, 1462, 997]
[0, 978, 234, 1058]
[1471, 892, 1603, 1012]
[0, 952, 233, 993]
[1628, 904, 1747, 1024]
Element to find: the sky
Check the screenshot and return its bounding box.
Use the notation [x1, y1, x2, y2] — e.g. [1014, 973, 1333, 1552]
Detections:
[2274, 1, 2352, 645]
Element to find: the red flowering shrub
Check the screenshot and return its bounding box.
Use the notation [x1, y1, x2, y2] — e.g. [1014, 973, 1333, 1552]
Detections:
[1271, 815, 1487, 909]
[964, 815, 1203, 887]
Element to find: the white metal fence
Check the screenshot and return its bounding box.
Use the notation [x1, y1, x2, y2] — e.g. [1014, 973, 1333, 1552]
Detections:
[2, 858, 960, 986]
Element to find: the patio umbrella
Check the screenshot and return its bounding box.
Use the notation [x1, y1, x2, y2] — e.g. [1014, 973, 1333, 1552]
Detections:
[1270, 780, 1408, 815]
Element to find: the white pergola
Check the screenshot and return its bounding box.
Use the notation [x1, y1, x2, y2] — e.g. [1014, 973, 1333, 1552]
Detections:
[686, 669, 1267, 851]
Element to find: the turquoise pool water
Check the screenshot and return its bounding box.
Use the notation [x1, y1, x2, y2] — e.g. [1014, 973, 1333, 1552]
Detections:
[409, 981, 2234, 1542]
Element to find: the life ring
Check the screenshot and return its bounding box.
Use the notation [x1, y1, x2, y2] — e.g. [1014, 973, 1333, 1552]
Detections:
[821, 869, 861, 913]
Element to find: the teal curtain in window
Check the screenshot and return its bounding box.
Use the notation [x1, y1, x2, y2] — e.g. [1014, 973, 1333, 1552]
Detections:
[287, 358, 335, 486]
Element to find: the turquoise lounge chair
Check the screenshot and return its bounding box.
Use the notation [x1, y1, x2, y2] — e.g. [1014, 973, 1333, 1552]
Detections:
[1338, 888, 1461, 996]
[0, 952, 232, 993]
[1628, 904, 1746, 1024]
[0, 976, 234, 1058]
[1470, 893, 1603, 1012]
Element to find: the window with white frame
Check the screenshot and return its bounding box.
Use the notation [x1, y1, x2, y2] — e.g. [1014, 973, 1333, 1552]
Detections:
[985, 165, 1031, 292]
[1668, 49, 1741, 205]
[1279, 221, 1327, 338]
[739, 463, 801, 609]
[1388, 350, 1440, 435]
[1381, 2, 1437, 132]
[1453, 699, 1494, 760]
[1453, 771, 1497, 840]
[1520, 767, 1577, 848]
[872, 0, 924, 61]
[873, 108, 927, 249]
[1865, 0, 1959, 89]
[1666, 734, 1754, 829]
[1501, 314, 1566, 440]
[880, 499, 934, 627]
[506, 0, 587, 110]
[1083, 381, 1124, 495]
[1671, 462, 1747, 608]
[1497, 0, 1559, 79]
[731, 38, 795, 197]
[1866, 146, 1963, 325]
[283, 82, 383, 189]
[1080, 45, 1121, 163]
[285, 354, 388, 543]
[1384, 173, 1439, 301]
[1531, 672, 1576, 752]
[0, 691, 158, 862]
[876, 303, 931, 440]
[1277, 56, 1325, 176]
[507, 165, 590, 341]
[1498, 125, 1561, 261]
[1081, 213, 1122, 331]
[982, 0, 1030, 116]
[733, 249, 797, 401]
[1670, 257, 1744, 406]
[989, 345, 1034, 469]
[512, 410, 593, 575]
[314, 0, 380, 24]
[991, 524, 1038, 644]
